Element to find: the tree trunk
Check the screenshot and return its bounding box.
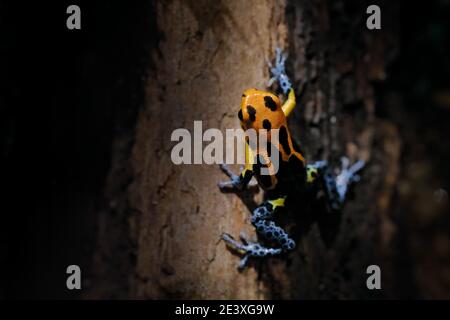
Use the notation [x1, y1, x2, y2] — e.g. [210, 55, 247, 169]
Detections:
[86, 0, 449, 299]
[129, 0, 289, 299]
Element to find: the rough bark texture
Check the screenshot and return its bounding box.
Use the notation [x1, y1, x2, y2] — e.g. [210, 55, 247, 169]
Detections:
[84, 0, 450, 299]
[128, 0, 287, 299]
[87, 0, 394, 299]
[261, 0, 400, 299]
[88, 0, 288, 299]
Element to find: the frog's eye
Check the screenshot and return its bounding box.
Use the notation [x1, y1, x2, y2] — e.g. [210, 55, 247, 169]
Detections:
[238, 109, 243, 121]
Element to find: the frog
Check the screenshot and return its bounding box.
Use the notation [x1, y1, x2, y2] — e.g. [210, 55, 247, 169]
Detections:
[218, 48, 365, 269]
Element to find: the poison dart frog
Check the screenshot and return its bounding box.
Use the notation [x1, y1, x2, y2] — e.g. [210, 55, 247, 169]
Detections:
[218, 48, 365, 269]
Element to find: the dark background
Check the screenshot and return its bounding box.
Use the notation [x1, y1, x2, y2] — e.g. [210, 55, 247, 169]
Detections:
[1, 0, 450, 299]
[1, 1, 157, 298]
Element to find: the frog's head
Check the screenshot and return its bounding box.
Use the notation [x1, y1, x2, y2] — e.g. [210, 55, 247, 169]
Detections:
[238, 88, 285, 132]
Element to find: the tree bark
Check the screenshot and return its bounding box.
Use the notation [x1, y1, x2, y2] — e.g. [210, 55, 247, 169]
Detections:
[86, 0, 427, 299]
[128, 0, 288, 299]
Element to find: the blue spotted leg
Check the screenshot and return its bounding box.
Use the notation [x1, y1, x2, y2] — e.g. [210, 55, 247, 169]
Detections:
[267, 47, 292, 95]
[217, 163, 257, 191]
[221, 199, 295, 269]
[221, 233, 282, 270]
[322, 157, 365, 210]
[217, 163, 244, 190]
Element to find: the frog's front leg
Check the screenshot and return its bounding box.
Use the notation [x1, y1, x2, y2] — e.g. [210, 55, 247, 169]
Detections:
[267, 47, 297, 117]
[217, 163, 243, 189]
[217, 164, 255, 191]
[267, 47, 292, 94]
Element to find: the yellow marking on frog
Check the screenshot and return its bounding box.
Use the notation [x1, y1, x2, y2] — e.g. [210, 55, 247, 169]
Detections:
[281, 88, 296, 117]
[224, 242, 246, 255]
[268, 197, 286, 210]
[241, 142, 255, 177]
[307, 168, 318, 183]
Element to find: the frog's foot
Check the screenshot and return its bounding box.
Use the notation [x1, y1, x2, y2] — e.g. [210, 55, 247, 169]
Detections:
[267, 47, 292, 94]
[217, 164, 257, 191]
[324, 157, 365, 209]
[218, 164, 241, 189]
[221, 233, 282, 270]
[335, 157, 365, 201]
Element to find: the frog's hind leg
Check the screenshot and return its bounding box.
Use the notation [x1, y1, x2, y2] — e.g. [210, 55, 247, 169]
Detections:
[221, 198, 295, 269]
[221, 233, 282, 270]
[323, 157, 365, 210]
[251, 199, 296, 252]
